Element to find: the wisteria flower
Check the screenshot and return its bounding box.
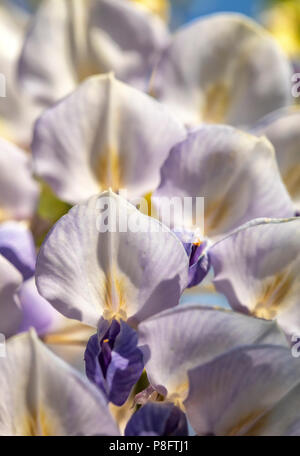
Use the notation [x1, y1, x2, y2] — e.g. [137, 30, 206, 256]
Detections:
[32, 74, 186, 204]
[138, 305, 287, 408]
[210, 217, 300, 336]
[0, 220, 95, 372]
[252, 107, 300, 211]
[0, 3, 40, 147]
[0, 221, 63, 336]
[18, 0, 169, 108]
[154, 125, 294, 239]
[35, 190, 189, 327]
[0, 0, 299, 438]
[151, 13, 292, 127]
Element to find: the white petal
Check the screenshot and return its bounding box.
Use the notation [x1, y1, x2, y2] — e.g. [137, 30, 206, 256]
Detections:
[33, 74, 186, 204]
[152, 14, 292, 127]
[36, 191, 189, 327]
[0, 330, 119, 436]
[252, 107, 300, 209]
[210, 217, 300, 335]
[138, 305, 287, 403]
[185, 345, 300, 435]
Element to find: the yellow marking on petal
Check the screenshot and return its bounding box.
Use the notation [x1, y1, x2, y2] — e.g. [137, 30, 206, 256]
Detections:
[96, 147, 122, 191]
[253, 269, 293, 320]
[68, 0, 101, 82]
[42, 322, 94, 346]
[101, 268, 128, 322]
[22, 409, 54, 436]
[137, 192, 153, 217]
[204, 199, 230, 236]
[167, 380, 189, 411]
[202, 83, 230, 124]
[284, 164, 300, 201]
[193, 240, 203, 247]
[103, 338, 109, 343]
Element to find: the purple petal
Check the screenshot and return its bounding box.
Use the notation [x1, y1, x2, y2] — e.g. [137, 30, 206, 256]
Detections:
[125, 402, 188, 436]
[18, 277, 63, 336]
[0, 254, 22, 337]
[85, 319, 144, 406]
[0, 138, 39, 221]
[187, 243, 211, 288]
[0, 222, 36, 280]
[173, 230, 210, 287]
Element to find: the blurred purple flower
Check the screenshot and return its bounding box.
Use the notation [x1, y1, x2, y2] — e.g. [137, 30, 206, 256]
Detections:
[0, 222, 62, 336]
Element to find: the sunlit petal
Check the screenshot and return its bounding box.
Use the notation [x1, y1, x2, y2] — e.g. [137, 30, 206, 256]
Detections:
[252, 107, 300, 210]
[152, 14, 291, 127]
[19, 0, 168, 107]
[32, 74, 185, 204]
[210, 217, 300, 335]
[154, 125, 293, 239]
[36, 191, 189, 327]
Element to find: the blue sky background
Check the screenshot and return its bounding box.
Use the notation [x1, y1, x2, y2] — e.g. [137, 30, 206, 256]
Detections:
[12, 0, 265, 23]
[170, 0, 264, 29]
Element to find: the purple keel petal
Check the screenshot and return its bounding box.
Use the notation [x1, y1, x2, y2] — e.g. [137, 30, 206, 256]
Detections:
[85, 319, 144, 406]
[125, 402, 188, 436]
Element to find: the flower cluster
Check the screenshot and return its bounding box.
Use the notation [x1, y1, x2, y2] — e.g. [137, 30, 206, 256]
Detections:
[0, 0, 300, 437]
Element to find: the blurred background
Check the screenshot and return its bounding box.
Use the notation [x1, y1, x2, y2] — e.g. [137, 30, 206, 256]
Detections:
[9, 0, 300, 60]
